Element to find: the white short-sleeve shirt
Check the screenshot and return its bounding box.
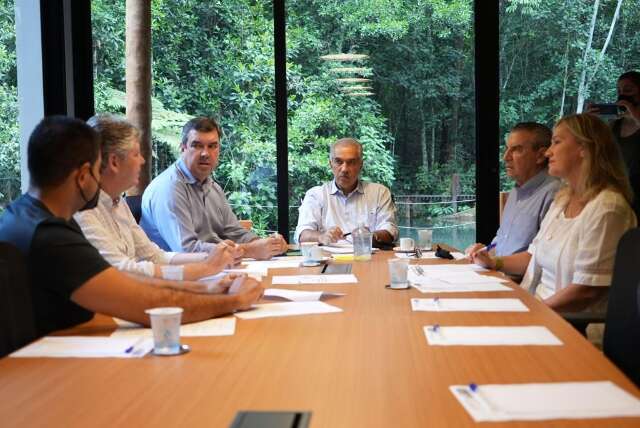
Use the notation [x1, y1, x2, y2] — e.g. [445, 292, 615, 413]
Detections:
[521, 189, 636, 313]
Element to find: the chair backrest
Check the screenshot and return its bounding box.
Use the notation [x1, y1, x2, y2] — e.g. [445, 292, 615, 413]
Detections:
[0, 242, 37, 357]
[603, 228, 640, 386]
[125, 195, 143, 224]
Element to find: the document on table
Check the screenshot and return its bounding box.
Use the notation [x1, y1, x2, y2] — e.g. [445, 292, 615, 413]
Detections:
[410, 280, 512, 293]
[395, 251, 439, 259]
[264, 288, 345, 302]
[224, 258, 304, 275]
[322, 245, 354, 254]
[450, 381, 640, 421]
[10, 336, 154, 358]
[271, 274, 358, 285]
[410, 264, 488, 273]
[235, 301, 342, 319]
[411, 298, 528, 312]
[110, 317, 236, 338]
[423, 326, 562, 346]
[427, 271, 509, 284]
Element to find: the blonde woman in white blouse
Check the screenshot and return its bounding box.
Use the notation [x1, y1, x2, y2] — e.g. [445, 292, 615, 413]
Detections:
[75, 115, 243, 281]
[472, 113, 636, 313]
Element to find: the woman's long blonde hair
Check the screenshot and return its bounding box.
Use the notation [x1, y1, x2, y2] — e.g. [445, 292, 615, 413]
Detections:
[554, 113, 633, 205]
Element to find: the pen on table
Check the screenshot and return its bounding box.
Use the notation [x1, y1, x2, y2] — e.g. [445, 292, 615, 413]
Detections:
[433, 297, 441, 309]
[468, 383, 496, 414]
[342, 232, 351, 238]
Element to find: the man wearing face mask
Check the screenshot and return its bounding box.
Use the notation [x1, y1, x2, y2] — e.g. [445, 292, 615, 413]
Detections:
[0, 116, 264, 337]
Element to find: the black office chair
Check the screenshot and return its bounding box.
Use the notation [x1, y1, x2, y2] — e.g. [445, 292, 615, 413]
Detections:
[125, 194, 143, 224]
[603, 228, 640, 387]
[0, 242, 37, 357]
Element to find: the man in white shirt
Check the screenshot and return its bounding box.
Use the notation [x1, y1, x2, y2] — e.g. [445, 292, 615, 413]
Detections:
[295, 138, 398, 246]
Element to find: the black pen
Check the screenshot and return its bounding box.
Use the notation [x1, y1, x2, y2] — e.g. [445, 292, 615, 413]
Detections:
[342, 232, 351, 238]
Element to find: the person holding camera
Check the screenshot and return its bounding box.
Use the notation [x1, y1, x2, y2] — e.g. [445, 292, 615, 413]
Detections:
[588, 71, 640, 218]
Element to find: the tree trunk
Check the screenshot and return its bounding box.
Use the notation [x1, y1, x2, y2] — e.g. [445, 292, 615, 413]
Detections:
[420, 106, 428, 172]
[576, 0, 600, 113]
[589, 0, 624, 84]
[126, 0, 152, 194]
[559, 37, 570, 118]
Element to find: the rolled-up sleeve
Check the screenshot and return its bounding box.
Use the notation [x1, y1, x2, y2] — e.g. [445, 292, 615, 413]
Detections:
[294, 187, 323, 243]
[572, 199, 636, 286]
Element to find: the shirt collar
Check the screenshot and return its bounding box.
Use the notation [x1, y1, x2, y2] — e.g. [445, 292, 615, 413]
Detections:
[515, 170, 549, 199]
[176, 158, 212, 187]
[98, 189, 121, 208]
[330, 179, 364, 197]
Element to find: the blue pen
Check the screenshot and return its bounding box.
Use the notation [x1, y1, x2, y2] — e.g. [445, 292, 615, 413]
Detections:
[478, 242, 497, 253]
[433, 297, 441, 309]
[124, 345, 134, 353]
[468, 383, 495, 413]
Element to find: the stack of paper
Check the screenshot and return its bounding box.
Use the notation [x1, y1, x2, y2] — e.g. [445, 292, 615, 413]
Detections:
[411, 298, 528, 312]
[271, 274, 358, 285]
[423, 326, 562, 346]
[235, 301, 342, 319]
[264, 288, 345, 302]
[450, 381, 640, 421]
[111, 317, 236, 338]
[409, 266, 511, 293]
[10, 336, 154, 358]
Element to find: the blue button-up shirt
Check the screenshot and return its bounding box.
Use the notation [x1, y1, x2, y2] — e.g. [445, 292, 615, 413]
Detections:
[493, 170, 560, 256]
[294, 180, 398, 243]
[140, 159, 257, 252]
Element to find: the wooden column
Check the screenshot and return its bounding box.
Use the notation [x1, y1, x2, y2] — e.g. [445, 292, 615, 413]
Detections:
[125, 0, 152, 194]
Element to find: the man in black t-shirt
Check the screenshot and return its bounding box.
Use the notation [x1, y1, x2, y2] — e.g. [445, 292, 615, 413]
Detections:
[0, 117, 263, 337]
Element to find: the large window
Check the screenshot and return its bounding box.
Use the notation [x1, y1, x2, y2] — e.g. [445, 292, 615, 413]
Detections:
[499, 0, 640, 191]
[0, 0, 19, 211]
[92, 1, 278, 234]
[91, 1, 482, 247]
[286, 0, 476, 249]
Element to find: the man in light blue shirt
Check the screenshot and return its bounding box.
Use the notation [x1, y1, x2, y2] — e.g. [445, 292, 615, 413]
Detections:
[141, 117, 288, 260]
[295, 138, 398, 245]
[468, 122, 560, 257]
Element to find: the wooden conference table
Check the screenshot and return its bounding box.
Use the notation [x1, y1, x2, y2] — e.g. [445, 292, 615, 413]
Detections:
[0, 252, 638, 428]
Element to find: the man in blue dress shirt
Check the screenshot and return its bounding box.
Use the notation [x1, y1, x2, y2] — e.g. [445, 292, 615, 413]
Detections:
[141, 117, 288, 260]
[295, 138, 398, 246]
[467, 122, 560, 258]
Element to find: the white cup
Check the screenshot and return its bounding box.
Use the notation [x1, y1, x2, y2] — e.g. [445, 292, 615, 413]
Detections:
[387, 258, 409, 289]
[300, 242, 321, 266]
[418, 229, 433, 250]
[145, 307, 183, 355]
[399, 237, 415, 251]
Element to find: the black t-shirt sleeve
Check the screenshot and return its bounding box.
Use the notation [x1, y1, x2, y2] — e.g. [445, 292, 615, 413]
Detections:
[31, 218, 111, 298]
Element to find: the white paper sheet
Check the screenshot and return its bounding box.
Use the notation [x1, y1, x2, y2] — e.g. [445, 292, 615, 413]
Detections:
[224, 259, 304, 275]
[271, 274, 358, 285]
[411, 281, 512, 293]
[410, 264, 488, 273]
[235, 301, 342, 319]
[426, 271, 509, 284]
[110, 317, 236, 338]
[264, 288, 345, 301]
[321, 246, 354, 254]
[450, 381, 640, 421]
[10, 336, 154, 358]
[411, 298, 528, 312]
[423, 326, 562, 346]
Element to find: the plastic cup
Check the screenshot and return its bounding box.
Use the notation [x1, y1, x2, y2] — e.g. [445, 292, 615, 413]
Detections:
[300, 242, 321, 266]
[418, 229, 433, 250]
[145, 307, 183, 355]
[387, 258, 409, 289]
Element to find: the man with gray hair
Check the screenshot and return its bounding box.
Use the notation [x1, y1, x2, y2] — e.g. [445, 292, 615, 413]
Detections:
[467, 122, 560, 260]
[295, 138, 398, 245]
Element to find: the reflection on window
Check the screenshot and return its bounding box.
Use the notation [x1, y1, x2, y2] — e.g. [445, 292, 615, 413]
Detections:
[0, 0, 20, 212]
[287, 0, 476, 249]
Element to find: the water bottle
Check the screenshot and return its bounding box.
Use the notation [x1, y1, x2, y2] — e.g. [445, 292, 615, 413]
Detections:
[352, 223, 372, 261]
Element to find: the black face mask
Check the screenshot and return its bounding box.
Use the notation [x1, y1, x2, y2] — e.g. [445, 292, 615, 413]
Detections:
[78, 169, 101, 211]
[617, 94, 639, 107]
